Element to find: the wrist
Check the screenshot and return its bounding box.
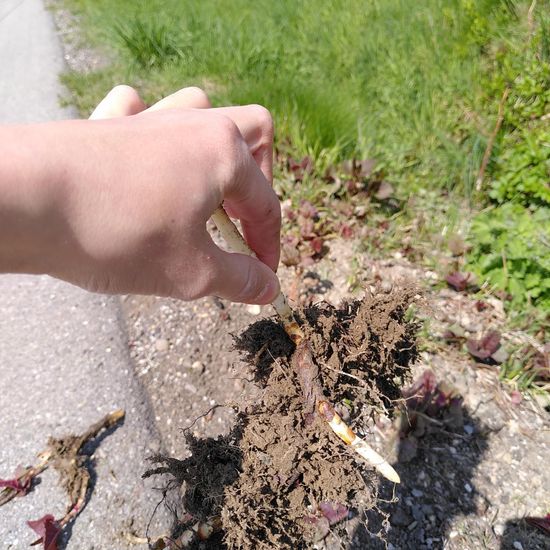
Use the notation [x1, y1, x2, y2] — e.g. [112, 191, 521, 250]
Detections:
[0, 121, 71, 275]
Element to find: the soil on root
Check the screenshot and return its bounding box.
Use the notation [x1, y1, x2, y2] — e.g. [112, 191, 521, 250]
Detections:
[148, 288, 419, 549]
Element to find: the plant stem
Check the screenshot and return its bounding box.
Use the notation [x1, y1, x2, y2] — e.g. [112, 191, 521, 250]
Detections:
[211, 206, 304, 343]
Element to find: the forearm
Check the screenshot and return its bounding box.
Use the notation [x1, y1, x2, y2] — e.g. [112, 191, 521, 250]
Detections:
[0, 122, 68, 274]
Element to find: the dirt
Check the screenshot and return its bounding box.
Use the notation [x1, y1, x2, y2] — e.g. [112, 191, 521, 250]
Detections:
[142, 290, 419, 549]
[46, 0, 109, 75]
[120, 239, 549, 550]
[46, 410, 125, 513]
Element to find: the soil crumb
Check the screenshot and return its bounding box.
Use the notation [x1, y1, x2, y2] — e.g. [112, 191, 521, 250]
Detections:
[147, 288, 419, 549]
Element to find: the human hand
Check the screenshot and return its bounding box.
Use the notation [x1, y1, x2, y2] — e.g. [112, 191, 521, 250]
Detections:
[0, 86, 281, 304]
[90, 84, 275, 251]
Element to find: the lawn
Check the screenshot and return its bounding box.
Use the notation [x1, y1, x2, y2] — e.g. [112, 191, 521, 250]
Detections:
[63, 0, 524, 192]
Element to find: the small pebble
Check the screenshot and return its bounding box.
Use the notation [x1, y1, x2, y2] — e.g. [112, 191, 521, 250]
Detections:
[247, 304, 262, 315]
[191, 360, 205, 374]
[154, 338, 169, 352]
[411, 505, 424, 521]
[464, 424, 474, 435]
[380, 280, 393, 293]
[493, 523, 505, 536]
[513, 543, 523, 550]
[501, 452, 513, 464]
[412, 489, 424, 498]
[391, 508, 412, 527]
[184, 382, 198, 394]
[449, 530, 458, 539]
[407, 521, 418, 531]
[464, 483, 472, 493]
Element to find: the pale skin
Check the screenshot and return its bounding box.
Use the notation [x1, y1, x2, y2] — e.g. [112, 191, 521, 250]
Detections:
[0, 85, 281, 304]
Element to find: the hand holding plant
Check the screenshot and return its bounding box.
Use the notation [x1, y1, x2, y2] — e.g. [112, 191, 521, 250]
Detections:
[0, 86, 280, 304]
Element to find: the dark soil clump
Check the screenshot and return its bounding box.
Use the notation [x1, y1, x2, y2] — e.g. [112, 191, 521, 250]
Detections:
[148, 288, 419, 549]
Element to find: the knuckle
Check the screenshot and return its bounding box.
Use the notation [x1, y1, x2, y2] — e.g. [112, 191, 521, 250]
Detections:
[110, 84, 143, 111]
[111, 84, 139, 100]
[211, 115, 247, 186]
[111, 83, 135, 94]
[183, 86, 211, 108]
[214, 114, 242, 145]
[248, 104, 274, 136]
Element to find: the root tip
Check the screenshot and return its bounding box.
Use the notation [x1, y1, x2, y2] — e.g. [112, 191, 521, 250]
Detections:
[383, 468, 401, 484]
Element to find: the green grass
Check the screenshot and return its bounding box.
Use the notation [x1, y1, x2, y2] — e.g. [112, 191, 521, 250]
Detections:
[61, 0, 532, 196]
[498, 304, 550, 394]
[500, 347, 550, 393]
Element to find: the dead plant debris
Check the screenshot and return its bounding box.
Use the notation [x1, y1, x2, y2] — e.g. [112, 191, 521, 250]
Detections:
[0, 409, 124, 550]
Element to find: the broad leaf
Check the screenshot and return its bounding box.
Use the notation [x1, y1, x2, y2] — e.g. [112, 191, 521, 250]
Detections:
[467, 330, 501, 361]
[446, 271, 471, 291]
[27, 515, 61, 550]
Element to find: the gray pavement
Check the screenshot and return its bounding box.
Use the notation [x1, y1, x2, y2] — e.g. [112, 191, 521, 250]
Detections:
[0, 0, 169, 547]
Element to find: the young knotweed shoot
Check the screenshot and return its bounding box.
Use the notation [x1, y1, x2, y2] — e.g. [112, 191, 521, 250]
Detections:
[211, 206, 400, 483]
[211, 206, 303, 343]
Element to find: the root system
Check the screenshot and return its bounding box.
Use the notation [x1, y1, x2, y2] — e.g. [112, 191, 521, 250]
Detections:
[147, 288, 419, 549]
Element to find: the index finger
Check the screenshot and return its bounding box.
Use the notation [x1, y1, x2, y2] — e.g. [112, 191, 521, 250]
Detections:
[207, 105, 279, 271]
[210, 104, 273, 184]
[222, 140, 281, 271]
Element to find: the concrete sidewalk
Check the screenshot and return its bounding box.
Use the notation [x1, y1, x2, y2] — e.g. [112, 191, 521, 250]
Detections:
[0, 1, 169, 547]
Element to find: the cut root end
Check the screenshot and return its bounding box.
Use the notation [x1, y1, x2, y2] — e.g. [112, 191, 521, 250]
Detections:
[211, 206, 305, 344]
[319, 400, 400, 484]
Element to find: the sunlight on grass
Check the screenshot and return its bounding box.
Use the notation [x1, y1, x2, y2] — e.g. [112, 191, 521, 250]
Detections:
[62, 0, 524, 194]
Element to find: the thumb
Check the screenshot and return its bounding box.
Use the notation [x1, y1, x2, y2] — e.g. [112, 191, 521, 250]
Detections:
[209, 250, 280, 305]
